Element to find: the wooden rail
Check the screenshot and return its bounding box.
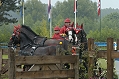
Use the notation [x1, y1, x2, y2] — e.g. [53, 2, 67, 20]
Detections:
[0, 48, 20, 75]
[8, 47, 79, 79]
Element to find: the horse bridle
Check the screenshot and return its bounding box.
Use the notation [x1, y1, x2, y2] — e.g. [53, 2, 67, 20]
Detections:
[68, 30, 73, 42]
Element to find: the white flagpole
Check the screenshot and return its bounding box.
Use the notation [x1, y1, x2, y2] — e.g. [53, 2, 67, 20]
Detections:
[74, 0, 77, 42]
[50, 8, 52, 38]
[75, 11, 76, 28]
[74, 0, 77, 28]
[48, 0, 52, 38]
[22, 0, 24, 25]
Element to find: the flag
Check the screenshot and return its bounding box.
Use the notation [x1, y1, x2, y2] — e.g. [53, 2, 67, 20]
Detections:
[20, 6, 23, 17]
[48, 0, 51, 22]
[74, 0, 77, 13]
[20, 0, 24, 17]
[98, 0, 100, 16]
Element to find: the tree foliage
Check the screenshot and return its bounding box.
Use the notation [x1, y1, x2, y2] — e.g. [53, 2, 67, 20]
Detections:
[0, 0, 119, 42]
[102, 12, 119, 28]
[0, 24, 13, 42]
[32, 19, 50, 37]
[87, 26, 119, 42]
[0, 0, 20, 26]
[23, 0, 47, 25]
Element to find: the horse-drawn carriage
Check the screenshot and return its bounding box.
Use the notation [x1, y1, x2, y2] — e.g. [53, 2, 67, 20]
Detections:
[8, 24, 89, 78]
[9, 24, 88, 55]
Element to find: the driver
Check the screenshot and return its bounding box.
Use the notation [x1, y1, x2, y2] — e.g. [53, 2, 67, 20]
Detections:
[60, 18, 74, 37]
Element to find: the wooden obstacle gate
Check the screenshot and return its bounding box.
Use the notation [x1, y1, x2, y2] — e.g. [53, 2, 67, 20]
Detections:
[0, 48, 9, 79]
[0, 49, 9, 75]
[1, 37, 119, 79]
[0, 48, 20, 79]
[8, 48, 79, 79]
[88, 38, 119, 79]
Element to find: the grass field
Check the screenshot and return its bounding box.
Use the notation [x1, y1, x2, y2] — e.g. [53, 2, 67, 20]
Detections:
[2, 55, 8, 59]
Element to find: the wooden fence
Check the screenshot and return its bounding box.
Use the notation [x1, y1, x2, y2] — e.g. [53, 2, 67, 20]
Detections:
[88, 37, 119, 79]
[0, 48, 20, 79]
[0, 48, 9, 75]
[1, 37, 119, 79]
[8, 47, 79, 79]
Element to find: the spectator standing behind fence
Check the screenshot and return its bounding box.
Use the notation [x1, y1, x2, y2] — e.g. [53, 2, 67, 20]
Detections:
[52, 26, 62, 39]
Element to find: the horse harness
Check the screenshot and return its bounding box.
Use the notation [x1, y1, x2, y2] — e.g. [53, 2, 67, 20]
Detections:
[19, 37, 47, 56]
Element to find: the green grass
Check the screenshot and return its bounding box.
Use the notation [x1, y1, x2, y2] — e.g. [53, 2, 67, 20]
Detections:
[97, 58, 107, 69]
[1, 74, 8, 79]
[2, 55, 8, 59]
[98, 46, 107, 50]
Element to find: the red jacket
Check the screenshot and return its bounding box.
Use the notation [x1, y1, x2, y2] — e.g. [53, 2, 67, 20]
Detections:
[60, 25, 76, 35]
[60, 22, 74, 34]
[52, 33, 62, 39]
[60, 25, 67, 34]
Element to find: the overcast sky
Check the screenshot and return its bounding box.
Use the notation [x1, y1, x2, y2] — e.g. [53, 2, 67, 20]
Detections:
[39, 0, 119, 9]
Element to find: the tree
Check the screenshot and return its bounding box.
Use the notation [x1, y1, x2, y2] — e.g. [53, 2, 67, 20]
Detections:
[87, 26, 119, 41]
[0, 24, 13, 42]
[32, 19, 50, 38]
[24, 14, 34, 27]
[102, 12, 119, 28]
[0, 0, 20, 26]
[24, 0, 47, 24]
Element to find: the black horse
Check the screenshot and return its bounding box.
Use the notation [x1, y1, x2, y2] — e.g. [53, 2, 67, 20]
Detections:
[64, 23, 88, 54]
[10, 32, 58, 56]
[65, 26, 76, 45]
[9, 25, 75, 69]
[75, 23, 88, 74]
[8, 25, 74, 55]
[18, 25, 72, 51]
[75, 23, 88, 52]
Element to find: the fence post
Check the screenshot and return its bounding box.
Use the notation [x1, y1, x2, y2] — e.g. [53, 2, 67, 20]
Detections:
[0, 49, 2, 79]
[117, 39, 119, 50]
[0, 49, 2, 71]
[88, 38, 94, 78]
[107, 37, 113, 79]
[8, 48, 16, 79]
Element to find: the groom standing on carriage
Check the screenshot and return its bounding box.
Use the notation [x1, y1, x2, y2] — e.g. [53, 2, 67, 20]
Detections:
[52, 26, 63, 39]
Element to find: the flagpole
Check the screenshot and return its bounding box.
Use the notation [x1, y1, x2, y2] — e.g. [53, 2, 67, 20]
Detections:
[74, 0, 77, 28]
[75, 11, 76, 28]
[99, 0, 101, 41]
[50, 8, 52, 38]
[98, 0, 101, 41]
[22, 0, 24, 25]
[48, 0, 52, 38]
